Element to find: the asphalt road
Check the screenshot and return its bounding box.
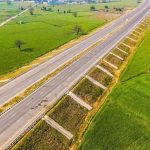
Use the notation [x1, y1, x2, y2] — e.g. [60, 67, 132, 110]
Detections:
[0, 0, 148, 106]
[0, 0, 150, 149]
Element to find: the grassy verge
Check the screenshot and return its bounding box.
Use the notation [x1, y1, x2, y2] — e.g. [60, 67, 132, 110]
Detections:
[123, 38, 136, 47]
[13, 120, 70, 150]
[48, 95, 88, 135]
[78, 22, 150, 150]
[100, 61, 116, 74]
[112, 48, 127, 59]
[73, 78, 104, 105]
[105, 54, 123, 68]
[89, 68, 112, 86]
[129, 34, 138, 40]
[118, 43, 130, 53]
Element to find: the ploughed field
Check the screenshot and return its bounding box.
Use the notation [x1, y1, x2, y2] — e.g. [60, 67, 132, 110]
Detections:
[78, 25, 150, 150]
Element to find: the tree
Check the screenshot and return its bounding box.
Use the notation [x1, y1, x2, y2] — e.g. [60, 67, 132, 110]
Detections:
[20, 6, 24, 11]
[102, 0, 107, 3]
[15, 40, 24, 50]
[105, 5, 109, 12]
[6, 0, 11, 5]
[72, 12, 77, 17]
[73, 25, 83, 36]
[29, 7, 34, 15]
[67, 9, 71, 13]
[137, 0, 141, 3]
[48, 8, 52, 12]
[90, 6, 96, 11]
[57, 9, 60, 13]
[105, 5, 108, 9]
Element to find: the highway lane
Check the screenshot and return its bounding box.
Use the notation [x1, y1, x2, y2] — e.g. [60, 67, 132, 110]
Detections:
[0, 1, 150, 148]
[0, 0, 147, 106]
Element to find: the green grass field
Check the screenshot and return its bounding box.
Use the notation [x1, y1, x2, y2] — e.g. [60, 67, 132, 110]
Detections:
[0, 2, 32, 23]
[0, 6, 106, 75]
[0, 0, 137, 76]
[47, 0, 137, 13]
[78, 26, 150, 150]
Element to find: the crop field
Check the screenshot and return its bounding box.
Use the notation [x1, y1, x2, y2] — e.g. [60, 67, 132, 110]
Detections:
[78, 25, 150, 150]
[49, 95, 88, 135]
[0, 5, 106, 76]
[89, 68, 112, 86]
[13, 120, 70, 150]
[0, 0, 138, 76]
[47, 0, 137, 12]
[0, 2, 32, 23]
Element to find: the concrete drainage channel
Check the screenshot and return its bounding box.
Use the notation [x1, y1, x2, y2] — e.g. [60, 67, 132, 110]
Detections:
[11, 16, 150, 150]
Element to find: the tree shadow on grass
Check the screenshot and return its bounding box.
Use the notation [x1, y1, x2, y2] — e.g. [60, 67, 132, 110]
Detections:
[21, 48, 34, 52]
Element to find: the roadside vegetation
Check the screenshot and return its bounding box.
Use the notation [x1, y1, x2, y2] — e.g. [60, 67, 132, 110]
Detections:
[49, 95, 88, 135]
[112, 48, 127, 59]
[105, 54, 123, 67]
[89, 68, 112, 86]
[78, 24, 150, 150]
[100, 61, 116, 74]
[73, 78, 104, 104]
[13, 120, 70, 150]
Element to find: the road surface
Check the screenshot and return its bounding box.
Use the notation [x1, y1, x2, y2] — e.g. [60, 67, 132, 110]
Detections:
[0, 0, 147, 106]
[0, 0, 150, 149]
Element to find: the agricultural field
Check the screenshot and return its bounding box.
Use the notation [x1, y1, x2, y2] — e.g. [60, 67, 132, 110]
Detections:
[47, 0, 137, 12]
[78, 26, 150, 150]
[0, 0, 137, 76]
[0, 6, 105, 76]
[0, 2, 32, 23]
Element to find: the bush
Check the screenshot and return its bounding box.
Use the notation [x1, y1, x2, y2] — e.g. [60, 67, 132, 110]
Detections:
[90, 6, 96, 11]
[67, 9, 71, 13]
[72, 12, 77, 17]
